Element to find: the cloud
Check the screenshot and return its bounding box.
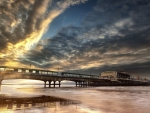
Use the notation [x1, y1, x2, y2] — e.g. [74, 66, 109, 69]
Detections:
[0, 0, 88, 66]
[19, 0, 150, 78]
[0, 0, 150, 78]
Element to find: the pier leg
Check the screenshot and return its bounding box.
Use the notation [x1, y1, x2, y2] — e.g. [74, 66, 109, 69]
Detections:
[86, 81, 88, 87]
[54, 81, 56, 88]
[82, 82, 84, 87]
[59, 81, 61, 88]
[88, 81, 89, 86]
[81, 82, 83, 87]
[44, 81, 46, 88]
[85, 82, 88, 87]
[0, 74, 3, 91]
[0, 80, 2, 91]
[49, 81, 51, 88]
[78, 82, 80, 87]
[79, 82, 81, 87]
[75, 82, 77, 87]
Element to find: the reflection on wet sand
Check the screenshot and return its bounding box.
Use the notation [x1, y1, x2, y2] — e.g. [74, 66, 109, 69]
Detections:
[1, 85, 150, 113]
[0, 95, 79, 111]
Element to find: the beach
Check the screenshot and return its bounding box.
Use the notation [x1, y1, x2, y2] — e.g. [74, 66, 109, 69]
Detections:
[0, 82, 150, 113]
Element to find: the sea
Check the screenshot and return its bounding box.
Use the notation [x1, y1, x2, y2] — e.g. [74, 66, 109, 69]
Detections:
[0, 80, 150, 113]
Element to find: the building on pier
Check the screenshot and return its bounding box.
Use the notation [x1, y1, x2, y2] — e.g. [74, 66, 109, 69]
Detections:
[99, 71, 149, 86]
[100, 71, 130, 79]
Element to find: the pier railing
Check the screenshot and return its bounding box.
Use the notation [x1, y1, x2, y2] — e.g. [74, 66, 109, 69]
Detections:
[0, 66, 149, 85]
[0, 66, 99, 79]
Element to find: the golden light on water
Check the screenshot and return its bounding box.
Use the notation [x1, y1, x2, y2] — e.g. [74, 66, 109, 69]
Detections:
[2, 79, 43, 85]
[0, 108, 13, 113]
[78, 107, 103, 113]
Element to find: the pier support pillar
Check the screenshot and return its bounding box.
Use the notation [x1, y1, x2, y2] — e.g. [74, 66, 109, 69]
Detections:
[83, 82, 85, 87]
[54, 81, 56, 88]
[49, 81, 51, 88]
[0, 74, 3, 91]
[82, 82, 84, 87]
[78, 82, 80, 87]
[80, 82, 81, 87]
[88, 81, 90, 86]
[59, 81, 61, 87]
[77, 82, 79, 87]
[79, 82, 81, 87]
[44, 81, 46, 88]
[84, 82, 87, 87]
[0, 80, 2, 91]
[75, 82, 77, 87]
[77, 82, 80, 87]
[86, 81, 88, 87]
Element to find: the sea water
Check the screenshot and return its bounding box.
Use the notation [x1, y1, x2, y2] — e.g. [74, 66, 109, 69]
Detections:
[0, 80, 150, 113]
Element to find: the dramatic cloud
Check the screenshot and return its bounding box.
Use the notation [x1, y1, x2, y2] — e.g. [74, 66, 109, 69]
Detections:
[0, 0, 88, 66]
[19, 0, 150, 78]
[0, 0, 150, 78]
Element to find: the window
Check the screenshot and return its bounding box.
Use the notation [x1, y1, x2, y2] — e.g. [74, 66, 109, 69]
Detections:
[32, 70, 36, 73]
[18, 69, 22, 72]
[26, 70, 29, 73]
[0, 68, 5, 71]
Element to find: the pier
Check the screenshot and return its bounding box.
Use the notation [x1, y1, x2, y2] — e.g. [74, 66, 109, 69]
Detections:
[0, 66, 149, 89]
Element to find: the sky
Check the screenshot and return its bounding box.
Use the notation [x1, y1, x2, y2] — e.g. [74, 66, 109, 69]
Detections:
[0, 0, 150, 78]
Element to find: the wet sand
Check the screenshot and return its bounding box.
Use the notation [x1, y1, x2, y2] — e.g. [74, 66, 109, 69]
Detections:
[0, 84, 150, 113]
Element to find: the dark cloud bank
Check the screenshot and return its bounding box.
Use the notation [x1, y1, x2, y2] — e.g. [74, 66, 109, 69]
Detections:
[0, 0, 42, 49]
[4, 0, 150, 78]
